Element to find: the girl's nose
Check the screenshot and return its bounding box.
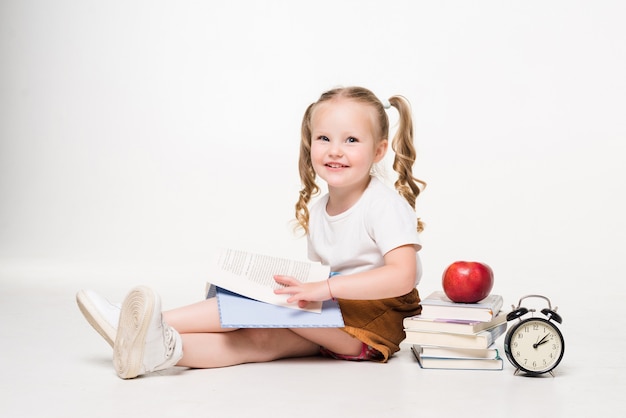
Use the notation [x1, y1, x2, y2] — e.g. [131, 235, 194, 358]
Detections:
[328, 141, 343, 157]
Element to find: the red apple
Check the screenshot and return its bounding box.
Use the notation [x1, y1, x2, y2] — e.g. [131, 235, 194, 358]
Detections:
[442, 261, 494, 303]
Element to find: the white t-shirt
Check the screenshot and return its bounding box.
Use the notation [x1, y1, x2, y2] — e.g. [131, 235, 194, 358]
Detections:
[307, 176, 422, 285]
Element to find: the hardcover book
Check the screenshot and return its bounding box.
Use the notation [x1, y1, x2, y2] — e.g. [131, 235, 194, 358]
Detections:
[419, 291, 504, 322]
[403, 322, 507, 349]
[411, 344, 503, 370]
[403, 311, 507, 335]
[213, 286, 345, 328]
[415, 345, 500, 360]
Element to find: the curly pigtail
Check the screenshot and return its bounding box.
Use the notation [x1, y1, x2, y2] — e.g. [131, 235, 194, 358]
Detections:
[295, 103, 320, 234]
[388, 96, 427, 232]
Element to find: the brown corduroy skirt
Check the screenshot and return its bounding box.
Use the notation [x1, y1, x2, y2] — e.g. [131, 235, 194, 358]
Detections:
[337, 288, 421, 362]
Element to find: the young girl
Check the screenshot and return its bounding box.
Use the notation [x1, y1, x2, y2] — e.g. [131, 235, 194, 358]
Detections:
[77, 86, 426, 379]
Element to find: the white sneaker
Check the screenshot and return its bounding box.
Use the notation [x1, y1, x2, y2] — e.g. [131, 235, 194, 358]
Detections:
[113, 286, 183, 379]
[76, 289, 120, 347]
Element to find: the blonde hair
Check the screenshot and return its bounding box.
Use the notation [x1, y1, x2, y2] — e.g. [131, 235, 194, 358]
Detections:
[295, 86, 426, 233]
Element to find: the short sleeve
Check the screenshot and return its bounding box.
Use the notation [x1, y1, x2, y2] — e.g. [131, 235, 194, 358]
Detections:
[364, 192, 421, 256]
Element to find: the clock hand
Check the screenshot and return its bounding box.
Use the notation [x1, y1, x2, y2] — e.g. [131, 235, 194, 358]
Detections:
[533, 334, 550, 348]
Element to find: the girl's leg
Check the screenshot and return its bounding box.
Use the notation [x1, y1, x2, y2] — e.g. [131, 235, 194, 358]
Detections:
[163, 297, 364, 368]
[162, 297, 321, 368]
[177, 326, 363, 368]
[163, 297, 228, 334]
[291, 327, 364, 356]
[178, 328, 321, 368]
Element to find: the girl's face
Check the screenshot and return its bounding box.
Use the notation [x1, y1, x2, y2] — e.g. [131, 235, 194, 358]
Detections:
[310, 98, 387, 195]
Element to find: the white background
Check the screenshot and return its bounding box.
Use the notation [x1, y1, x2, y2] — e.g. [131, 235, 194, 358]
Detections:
[1, 1, 625, 416]
[2, 0, 624, 302]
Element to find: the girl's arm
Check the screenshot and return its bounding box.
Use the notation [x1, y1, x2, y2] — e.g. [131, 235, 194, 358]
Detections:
[274, 244, 418, 306]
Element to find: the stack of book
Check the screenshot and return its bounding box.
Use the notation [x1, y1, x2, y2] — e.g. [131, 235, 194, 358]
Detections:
[405, 291, 507, 370]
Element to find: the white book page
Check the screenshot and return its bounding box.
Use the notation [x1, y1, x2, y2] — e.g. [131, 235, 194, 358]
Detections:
[207, 248, 331, 312]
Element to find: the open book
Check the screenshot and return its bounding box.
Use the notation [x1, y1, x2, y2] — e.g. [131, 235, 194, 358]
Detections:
[207, 248, 331, 313]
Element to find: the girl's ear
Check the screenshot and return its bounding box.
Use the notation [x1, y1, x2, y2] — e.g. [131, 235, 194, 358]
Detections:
[374, 139, 388, 163]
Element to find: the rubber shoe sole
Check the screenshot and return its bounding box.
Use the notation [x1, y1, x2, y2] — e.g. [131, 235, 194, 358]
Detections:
[76, 290, 117, 348]
[113, 286, 155, 379]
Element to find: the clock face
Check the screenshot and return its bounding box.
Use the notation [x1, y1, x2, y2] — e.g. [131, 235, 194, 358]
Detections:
[505, 318, 564, 374]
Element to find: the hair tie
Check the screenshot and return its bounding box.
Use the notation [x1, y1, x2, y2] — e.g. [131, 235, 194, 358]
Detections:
[382, 100, 391, 109]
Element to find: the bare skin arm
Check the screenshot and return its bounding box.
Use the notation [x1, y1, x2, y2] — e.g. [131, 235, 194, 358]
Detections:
[274, 244, 418, 307]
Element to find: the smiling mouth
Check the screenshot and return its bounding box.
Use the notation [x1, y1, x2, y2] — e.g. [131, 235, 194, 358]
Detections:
[325, 163, 348, 168]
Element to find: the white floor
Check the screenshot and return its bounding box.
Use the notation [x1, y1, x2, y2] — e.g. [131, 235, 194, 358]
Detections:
[1, 264, 625, 418]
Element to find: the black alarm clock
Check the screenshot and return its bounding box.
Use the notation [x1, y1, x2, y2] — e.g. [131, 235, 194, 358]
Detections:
[504, 294, 564, 376]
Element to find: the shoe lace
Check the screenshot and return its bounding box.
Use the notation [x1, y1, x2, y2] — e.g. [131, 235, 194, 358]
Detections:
[162, 322, 176, 358]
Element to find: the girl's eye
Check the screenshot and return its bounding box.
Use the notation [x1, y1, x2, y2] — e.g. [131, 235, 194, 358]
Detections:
[317, 135, 329, 142]
[346, 137, 358, 143]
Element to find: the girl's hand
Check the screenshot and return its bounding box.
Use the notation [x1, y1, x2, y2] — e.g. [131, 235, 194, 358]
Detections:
[273, 275, 331, 309]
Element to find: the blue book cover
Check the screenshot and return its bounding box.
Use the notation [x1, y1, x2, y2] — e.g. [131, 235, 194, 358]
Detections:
[211, 285, 345, 328]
